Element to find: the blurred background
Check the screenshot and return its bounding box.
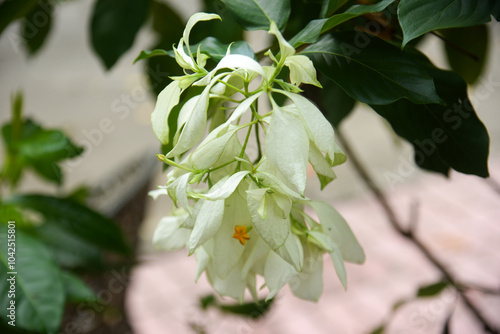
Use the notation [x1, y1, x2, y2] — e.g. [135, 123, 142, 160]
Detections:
[0, 0, 499, 333]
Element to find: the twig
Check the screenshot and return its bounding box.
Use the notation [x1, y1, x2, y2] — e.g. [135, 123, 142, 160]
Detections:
[431, 31, 479, 62]
[334, 128, 499, 334]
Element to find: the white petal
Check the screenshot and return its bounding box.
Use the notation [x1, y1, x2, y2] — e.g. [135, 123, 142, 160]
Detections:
[256, 170, 306, 201]
[151, 81, 182, 145]
[279, 92, 338, 166]
[247, 184, 290, 251]
[194, 246, 210, 282]
[241, 236, 270, 279]
[213, 191, 250, 278]
[215, 54, 266, 80]
[308, 230, 336, 252]
[309, 201, 365, 264]
[166, 173, 191, 214]
[153, 216, 190, 251]
[190, 124, 237, 170]
[197, 171, 249, 200]
[268, 21, 295, 60]
[274, 233, 304, 272]
[167, 88, 210, 158]
[207, 262, 246, 303]
[330, 247, 347, 290]
[290, 244, 323, 301]
[174, 38, 196, 70]
[309, 141, 336, 189]
[284, 55, 322, 87]
[188, 199, 225, 253]
[184, 13, 221, 49]
[264, 250, 297, 300]
[226, 92, 263, 124]
[264, 102, 309, 195]
[148, 188, 168, 200]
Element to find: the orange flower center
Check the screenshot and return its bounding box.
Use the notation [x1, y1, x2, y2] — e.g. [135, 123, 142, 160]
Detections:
[233, 225, 250, 245]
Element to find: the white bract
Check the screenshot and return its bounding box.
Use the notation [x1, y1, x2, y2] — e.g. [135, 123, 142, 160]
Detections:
[147, 12, 364, 302]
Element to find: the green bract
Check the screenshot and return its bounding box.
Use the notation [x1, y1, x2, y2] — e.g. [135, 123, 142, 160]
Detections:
[147, 12, 364, 302]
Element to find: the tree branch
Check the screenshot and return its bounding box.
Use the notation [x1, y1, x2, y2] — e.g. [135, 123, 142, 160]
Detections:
[334, 128, 499, 334]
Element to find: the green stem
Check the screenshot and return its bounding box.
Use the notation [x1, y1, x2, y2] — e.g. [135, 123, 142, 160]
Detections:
[157, 155, 197, 173]
[209, 159, 237, 172]
[217, 79, 247, 96]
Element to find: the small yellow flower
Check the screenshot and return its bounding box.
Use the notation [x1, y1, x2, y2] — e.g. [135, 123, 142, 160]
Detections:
[233, 225, 250, 245]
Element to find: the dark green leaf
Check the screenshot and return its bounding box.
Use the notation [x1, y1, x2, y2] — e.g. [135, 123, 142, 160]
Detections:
[137, 38, 255, 64]
[370, 325, 385, 334]
[34, 220, 104, 269]
[441, 25, 488, 84]
[320, 0, 350, 18]
[65, 185, 91, 204]
[301, 32, 444, 105]
[320, 75, 355, 127]
[1, 119, 83, 185]
[145, 1, 184, 95]
[0, 228, 65, 333]
[91, 0, 150, 69]
[417, 281, 449, 297]
[22, 0, 54, 55]
[220, 0, 291, 30]
[17, 129, 81, 162]
[493, 1, 500, 20]
[192, 0, 244, 44]
[3, 195, 131, 255]
[191, 37, 256, 61]
[150, 0, 184, 37]
[398, 0, 496, 47]
[371, 50, 490, 177]
[61, 271, 97, 303]
[219, 298, 274, 319]
[31, 161, 63, 185]
[134, 49, 170, 63]
[200, 294, 216, 309]
[290, 0, 395, 48]
[0, 0, 38, 36]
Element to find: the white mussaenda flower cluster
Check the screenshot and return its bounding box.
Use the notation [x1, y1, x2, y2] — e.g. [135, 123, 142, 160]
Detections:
[149, 13, 365, 302]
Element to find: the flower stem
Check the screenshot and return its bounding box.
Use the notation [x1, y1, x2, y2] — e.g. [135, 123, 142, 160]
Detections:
[157, 154, 197, 173]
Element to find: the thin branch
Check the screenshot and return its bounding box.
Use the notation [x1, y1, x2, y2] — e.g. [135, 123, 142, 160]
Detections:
[431, 31, 479, 62]
[334, 128, 498, 334]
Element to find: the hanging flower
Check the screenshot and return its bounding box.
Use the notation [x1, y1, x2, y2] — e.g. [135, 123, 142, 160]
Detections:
[147, 12, 365, 302]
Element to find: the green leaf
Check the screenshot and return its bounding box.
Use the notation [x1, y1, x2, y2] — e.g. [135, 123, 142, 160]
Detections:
[441, 25, 488, 85]
[21, 0, 54, 55]
[0, 228, 65, 333]
[290, 0, 395, 48]
[61, 271, 97, 303]
[145, 1, 185, 95]
[3, 195, 131, 255]
[33, 220, 104, 269]
[134, 49, 170, 63]
[493, 1, 500, 20]
[137, 38, 255, 64]
[191, 0, 244, 44]
[398, 0, 496, 47]
[189, 37, 256, 61]
[220, 0, 291, 30]
[203, 294, 274, 319]
[417, 280, 449, 297]
[301, 32, 444, 105]
[370, 325, 385, 334]
[91, 0, 150, 69]
[320, 0, 350, 18]
[2, 119, 83, 185]
[0, 0, 38, 36]
[370, 50, 490, 177]
[320, 76, 355, 127]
